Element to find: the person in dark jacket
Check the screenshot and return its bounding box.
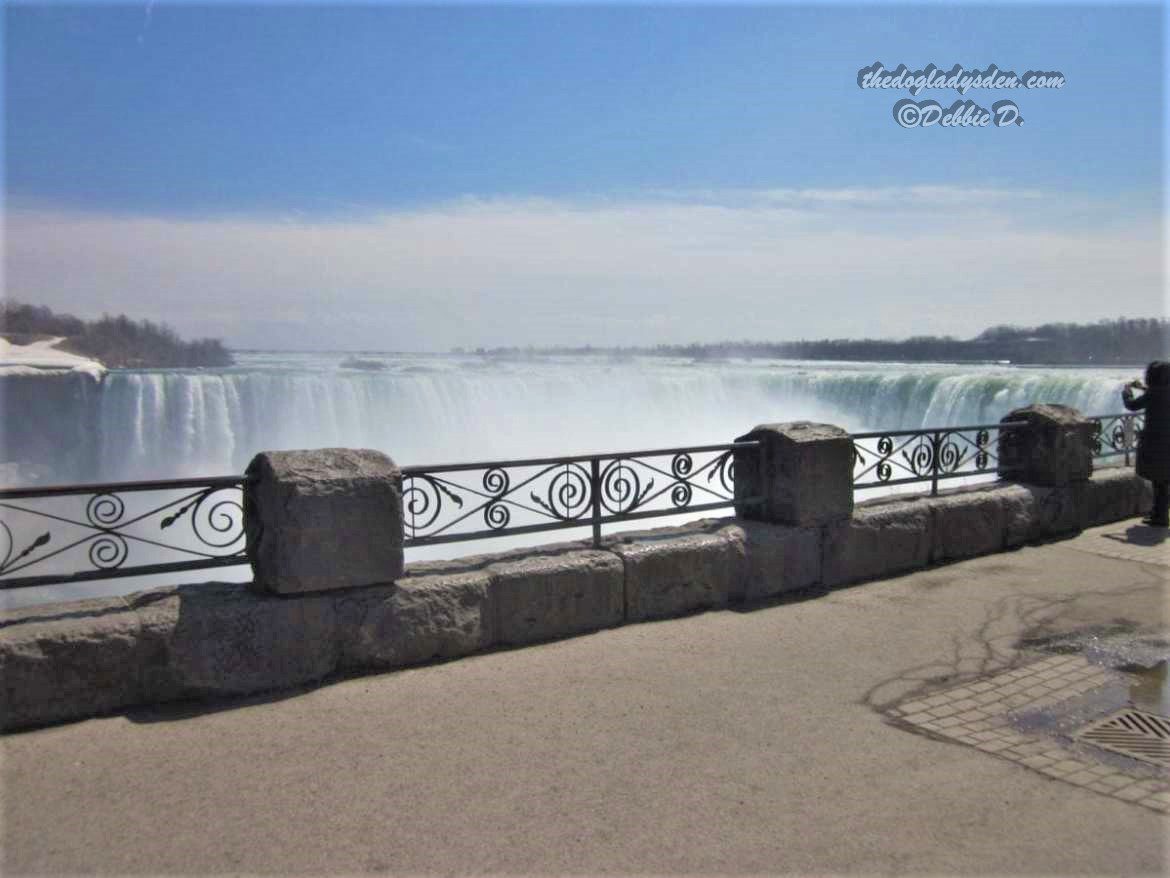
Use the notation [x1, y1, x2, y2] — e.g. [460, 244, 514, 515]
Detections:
[1122, 360, 1170, 526]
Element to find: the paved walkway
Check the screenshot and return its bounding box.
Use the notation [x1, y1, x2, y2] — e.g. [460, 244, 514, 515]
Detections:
[3, 521, 1168, 875]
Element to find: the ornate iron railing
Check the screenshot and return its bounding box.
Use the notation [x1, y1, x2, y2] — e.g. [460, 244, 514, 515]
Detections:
[852, 421, 1028, 496]
[0, 412, 1145, 590]
[401, 442, 760, 548]
[0, 477, 246, 590]
[1088, 412, 1144, 466]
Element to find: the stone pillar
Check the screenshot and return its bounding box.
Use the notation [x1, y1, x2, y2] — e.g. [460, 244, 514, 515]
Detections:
[244, 448, 404, 594]
[733, 422, 854, 526]
[997, 404, 1095, 486]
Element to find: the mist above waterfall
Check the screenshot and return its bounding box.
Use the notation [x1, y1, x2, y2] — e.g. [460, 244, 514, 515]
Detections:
[16, 351, 1133, 484]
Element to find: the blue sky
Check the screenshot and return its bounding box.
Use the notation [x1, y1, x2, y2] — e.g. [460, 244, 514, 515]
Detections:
[3, 2, 1165, 350]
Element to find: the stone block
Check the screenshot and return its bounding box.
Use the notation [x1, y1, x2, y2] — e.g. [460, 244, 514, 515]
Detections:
[734, 422, 854, 526]
[0, 596, 143, 731]
[1080, 469, 1145, 528]
[608, 528, 746, 621]
[716, 520, 821, 600]
[333, 570, 496, 670]
[997, 480, 1090, 546]
[823, 500, 932, 588]
[131, 583, 339, 700]
[998, 484, 1042, 547]
[489, 549, 624, 646]
[997, 405, 1095, 486]
[928, 490, 1006, 562]
[1033, 482, 1086, 539]
[245, 448, 404, 594]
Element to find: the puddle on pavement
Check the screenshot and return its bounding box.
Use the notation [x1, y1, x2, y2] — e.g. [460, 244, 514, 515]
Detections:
[1126, 660, 1169, 715]
[1017, 621, 1139, 657]
[1017, 624, 1170, 691]
[1005, 627, 1170, 773]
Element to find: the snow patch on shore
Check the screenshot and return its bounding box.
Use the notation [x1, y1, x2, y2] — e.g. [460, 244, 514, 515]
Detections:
[0, 337, 106, 380]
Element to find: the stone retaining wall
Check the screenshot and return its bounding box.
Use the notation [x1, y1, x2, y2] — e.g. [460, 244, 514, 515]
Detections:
[1, 468, 1151, 732]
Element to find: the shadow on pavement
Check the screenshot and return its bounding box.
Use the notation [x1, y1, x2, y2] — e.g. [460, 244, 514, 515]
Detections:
[1101, 524, 1169, 546]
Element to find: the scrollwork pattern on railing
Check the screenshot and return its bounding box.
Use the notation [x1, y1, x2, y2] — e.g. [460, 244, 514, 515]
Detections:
[599, 459, 653, 515]
[401, 444, 750, 544]
[531, 463, 592, 521]
[1089, 413, 1143, 460]
[0, 480, 246, 586]
[89, 532, 129, 570]
[973, 429, 991, 469]
[710, 450, 735, 495]
[853, 424, 1010, 491]
[189, 486, 246, 549]
[87, 493, 125, 529]
[0, 523, 50, 576]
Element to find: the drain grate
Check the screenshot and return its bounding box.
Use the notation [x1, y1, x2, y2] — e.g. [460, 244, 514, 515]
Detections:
[1074, 709, 1170, 767]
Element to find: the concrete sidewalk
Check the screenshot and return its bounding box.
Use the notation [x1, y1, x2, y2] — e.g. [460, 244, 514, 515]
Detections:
[3, 520, 1168, 875]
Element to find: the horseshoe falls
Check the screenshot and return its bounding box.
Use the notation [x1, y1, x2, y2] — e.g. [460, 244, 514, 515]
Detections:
[3, 351, 1134, 485]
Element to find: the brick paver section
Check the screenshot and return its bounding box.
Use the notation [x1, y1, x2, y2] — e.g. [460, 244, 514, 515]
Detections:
[889, 653, 1170, 813]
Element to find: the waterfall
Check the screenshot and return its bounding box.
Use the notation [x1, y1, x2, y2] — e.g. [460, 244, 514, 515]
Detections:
[2, 353, 1135, 483]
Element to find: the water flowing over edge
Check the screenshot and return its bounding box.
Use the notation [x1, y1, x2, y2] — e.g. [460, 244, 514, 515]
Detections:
[3, 352, 1135, 484]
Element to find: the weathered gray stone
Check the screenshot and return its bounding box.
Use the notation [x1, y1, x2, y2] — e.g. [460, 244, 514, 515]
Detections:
[245, 448, 404, 594]
[996, 472, 1139, 548]
[927, 490, 1006, 562]
[998, 482, 1085, 544]
[998, 484, 1042, 547]
[131, 583, 338, 700]
[997, 405, 1095, 486]
[1033, 482, 1087, 539]
[734, 422, 854, 526]
[1080, 468, 1145, 528]
[0, 596, 143, 731]
[716, 520, 821, 600]
[333, 570, 495, 670]
[489, 549, 624, 645]
[823, 500, 932, 588]
[608, 528, 746, 621]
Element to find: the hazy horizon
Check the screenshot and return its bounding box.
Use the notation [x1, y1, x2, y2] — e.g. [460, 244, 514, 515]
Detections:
[9, 303, 1165, 357]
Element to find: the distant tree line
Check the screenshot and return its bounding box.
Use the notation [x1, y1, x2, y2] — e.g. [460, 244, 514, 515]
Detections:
[0, 302, 233, 368]
[467, 318, 1170, 366]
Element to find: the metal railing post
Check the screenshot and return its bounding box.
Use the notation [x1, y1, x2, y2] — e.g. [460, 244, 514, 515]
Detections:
[931, 430, 941, 496]
[590, 457, 602, 548]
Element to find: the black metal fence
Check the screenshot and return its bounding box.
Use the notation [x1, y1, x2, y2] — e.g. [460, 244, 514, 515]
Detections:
[1089, 412, 1144, 465]
[852, 421, 1025, 496]
[0, 413, 1146, 590]
[851, 412, 1145, 497]
[0, 477, 246, 590]
[401, 441, 758, 548]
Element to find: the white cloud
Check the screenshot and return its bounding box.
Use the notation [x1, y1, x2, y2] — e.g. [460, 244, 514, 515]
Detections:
[648, 185, 1047, 209]
[4, 187, 1162, 351]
